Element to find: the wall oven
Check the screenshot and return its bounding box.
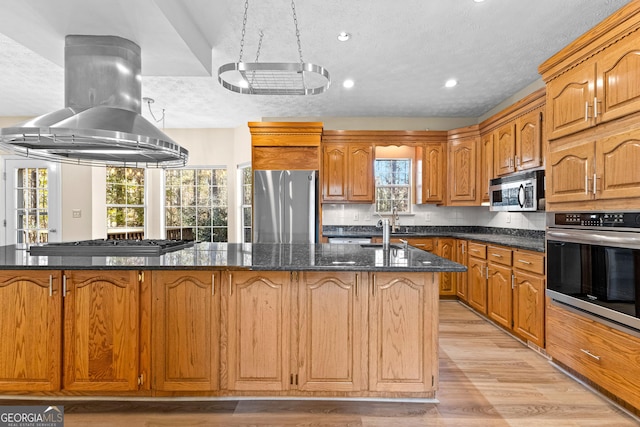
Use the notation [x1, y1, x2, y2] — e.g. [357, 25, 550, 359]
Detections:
[546, 212, 640, 332]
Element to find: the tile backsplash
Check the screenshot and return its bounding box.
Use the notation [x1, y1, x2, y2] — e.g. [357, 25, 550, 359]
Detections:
[322, 204, 546, 231]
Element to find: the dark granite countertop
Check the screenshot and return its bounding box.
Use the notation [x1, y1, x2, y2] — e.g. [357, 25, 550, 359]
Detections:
[323, 226, 545, 252]
[0, 242, 465, 273]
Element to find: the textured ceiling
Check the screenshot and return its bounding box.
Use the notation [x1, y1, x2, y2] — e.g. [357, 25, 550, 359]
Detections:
[0, 0, 631, 129]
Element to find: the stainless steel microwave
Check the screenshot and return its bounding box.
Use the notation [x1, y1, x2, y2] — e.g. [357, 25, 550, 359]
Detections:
[489, 169, 545, 212]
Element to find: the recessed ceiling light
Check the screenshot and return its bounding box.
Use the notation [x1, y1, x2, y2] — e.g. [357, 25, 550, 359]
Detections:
[445, 79, 458, 88]
[473, 0, 485, 3]
[337, 32, 351, 42]
[343, 79, 355, 89]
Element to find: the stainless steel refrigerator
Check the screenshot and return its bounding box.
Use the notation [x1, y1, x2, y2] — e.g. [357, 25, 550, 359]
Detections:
[253, 170, 318, 243]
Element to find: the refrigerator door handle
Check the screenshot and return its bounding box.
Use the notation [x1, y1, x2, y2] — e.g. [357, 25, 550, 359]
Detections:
[280, 170, 287, 243]
[308, 172, 315, 243]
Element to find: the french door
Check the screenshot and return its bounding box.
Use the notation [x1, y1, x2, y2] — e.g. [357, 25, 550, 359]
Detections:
[4, 159, 61, 246]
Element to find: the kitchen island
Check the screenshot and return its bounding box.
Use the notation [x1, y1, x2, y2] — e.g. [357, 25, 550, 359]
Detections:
[0, 243, 464, 400]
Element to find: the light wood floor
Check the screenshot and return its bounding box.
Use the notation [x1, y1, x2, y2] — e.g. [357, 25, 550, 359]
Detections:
[7, 301, 640, 426]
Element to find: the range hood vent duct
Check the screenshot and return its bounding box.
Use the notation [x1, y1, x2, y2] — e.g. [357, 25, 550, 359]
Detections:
[0, 35, 188, 167]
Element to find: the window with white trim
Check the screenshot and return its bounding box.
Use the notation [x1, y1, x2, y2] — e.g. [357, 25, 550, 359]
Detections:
[106, 166, 145, 238]
[238, 165, 252, 243]
[165, 168, 228, 242]
[374, 158, 411, 213]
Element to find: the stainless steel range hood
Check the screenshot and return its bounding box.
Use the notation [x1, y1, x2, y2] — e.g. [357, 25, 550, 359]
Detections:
[0, 35, 188, 167]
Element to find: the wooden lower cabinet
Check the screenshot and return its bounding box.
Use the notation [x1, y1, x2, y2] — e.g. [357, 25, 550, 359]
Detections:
[487, 263, 513, 330]
[467, 242, 488, 315]
[297, 272, 367, 392]
[547, 301, 640, 411]
[63, 270, 147, 392]
[455, 240, 468, 302]
[369, 272, 438, 393]
[436, 238, 456, 296]
[513, 270, 545, 348]
[152, 271, 220, 391]
[223, 271, 292, 392]
[0, 270, 62, 391]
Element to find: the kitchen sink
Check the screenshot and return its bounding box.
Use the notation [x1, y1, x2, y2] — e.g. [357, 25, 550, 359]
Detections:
[360, 243, 404, 249]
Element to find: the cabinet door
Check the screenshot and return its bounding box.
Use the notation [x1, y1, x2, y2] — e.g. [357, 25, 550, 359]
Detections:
[481, 132, 494, 202]
[487, 263, 513, 330]
[348, 144, 374, 202]
[495, 123, 516, 176]
[0, 271, 61, 391]
[63, 270, 140, 391]
[513, 270, 545, 348]
[595, 128, 640, 200]
[423, 143, 445, 203]
[369, 272, 437, 393]
[436, 238, 456, 296]
[152, 271, 219, 391]
[597, 42, 640, 124]
[468, 257, 487, 315]
[516, 109, 543, 171]
[224, 271, 291, 391]
[455, 240, 468, 302]
[297, 272, 366, 392]
[449, 137, 478, 204]
[546, 58, 597, 140]
[548, 141, 595, 203]
[322, 144, 348, 201]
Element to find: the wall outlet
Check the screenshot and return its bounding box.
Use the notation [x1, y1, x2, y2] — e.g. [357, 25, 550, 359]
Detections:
[72, 209, 82, 219]
[424, 212, 431, 222]
[364, 214, 371, 221]
[506, 213, 511, 223]
[353, 212, 359, 221]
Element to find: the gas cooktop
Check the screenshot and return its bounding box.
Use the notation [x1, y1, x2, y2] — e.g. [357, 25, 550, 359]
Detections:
[28, 239, 195, 257]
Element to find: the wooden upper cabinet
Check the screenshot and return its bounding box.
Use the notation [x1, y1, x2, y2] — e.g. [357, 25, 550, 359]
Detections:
[249, 122, 323, 170]
[540, 2, 640, 140]
[297, 272, 367, 392]
[448, 132, 479, 205]
[480, 132, 494, 202]
[63, 270, 142, 391]
[0, 271, 62, 392]
[152, 271, 220, 392]
[322, 143, 348, 201]
[224, 271, 291, 392]
[348, 144, 374, 202]
[596, 128, 640, 200]
[547, 141, 594, 204]
[495, 123, 516, 176]
[598, 42, 640, 124]
[321, 142, 373, 203]
[515, 108, 543, 171]
[422, 143, 446, 203]
[545, 58, 597, 140]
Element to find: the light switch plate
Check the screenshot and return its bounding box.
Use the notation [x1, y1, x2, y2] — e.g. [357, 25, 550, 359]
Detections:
[72, 209, 81, 218]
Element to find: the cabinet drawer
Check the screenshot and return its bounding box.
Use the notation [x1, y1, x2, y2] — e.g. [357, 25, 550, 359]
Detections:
[546, 302, 640, 410]
[467, 242, 487, 259]
[487, 245, 512, 266]
[513, 250, 545, 275]
[406, 238, 436, 252]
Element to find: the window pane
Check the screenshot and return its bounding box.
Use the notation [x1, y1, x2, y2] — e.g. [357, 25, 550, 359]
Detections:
[166, 186, 181, 206]
[128, 185, 145, 205]
[181, 185, 196, 206]
[182, 207, 196, 226]
[107, 207, 125, 228]
[197, 185, 212, 206]
[165, 170, 181, 186]
[197, 227, 212, 242]
[126, 207, 145, 227]
[197, 208, 211, 227]
[198, 169, 212, 186]
[212, 228, 227, 242]
[166, 207, 180, 227]
[182, 170, 196, 186]
[213, 208, 228, 226]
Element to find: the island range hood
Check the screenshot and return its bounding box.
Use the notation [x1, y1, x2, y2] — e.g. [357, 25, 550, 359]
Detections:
[0, 35, 188, 167]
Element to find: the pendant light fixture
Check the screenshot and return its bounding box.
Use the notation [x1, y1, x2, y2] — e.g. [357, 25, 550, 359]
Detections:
[218, 0, 330, 95]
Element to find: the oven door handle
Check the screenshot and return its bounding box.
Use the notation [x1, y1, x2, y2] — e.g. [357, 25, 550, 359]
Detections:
[547, 229, 640, 248]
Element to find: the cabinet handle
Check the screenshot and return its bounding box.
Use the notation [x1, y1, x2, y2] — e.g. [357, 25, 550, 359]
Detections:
[415, 244, 426, 247]
[515, 156, 520, 168]
[517, 259, 531, 265]
[461, 243, 465, 255]
[63, 274, 67, 297]
[355, 273, 359, 298]
[511, 274, 515, 289]
[593, 97, 599, 118]
[580, 348, 601, 361]
[491, 253, 502, 258]
[49, 274, 53, 297]
[593, 173, 597, 195]
[585, 101, 590, 120]
[212, 274, 215, 296]
[485, 266, 489, 278]
[228, 272, 233, 296]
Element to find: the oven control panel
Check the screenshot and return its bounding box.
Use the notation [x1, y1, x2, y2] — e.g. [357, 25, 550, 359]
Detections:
[554, 212, 640, 228]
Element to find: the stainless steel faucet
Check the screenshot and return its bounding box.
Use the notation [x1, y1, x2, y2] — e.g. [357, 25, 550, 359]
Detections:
[391, 206, 399, 233]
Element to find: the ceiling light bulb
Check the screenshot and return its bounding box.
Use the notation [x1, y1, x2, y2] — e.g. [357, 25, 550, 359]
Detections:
[445, 79, 458, 88]
[337, 32, 351, 42]
[343, 79, 355, 89]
